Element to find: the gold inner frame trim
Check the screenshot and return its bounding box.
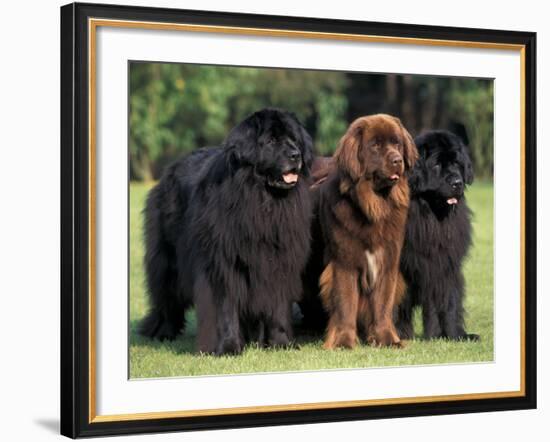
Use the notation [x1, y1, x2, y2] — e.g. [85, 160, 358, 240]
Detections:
[91, 390, 524, 423]
[88, 17, 527, 424]
[90, 18, 525, 50]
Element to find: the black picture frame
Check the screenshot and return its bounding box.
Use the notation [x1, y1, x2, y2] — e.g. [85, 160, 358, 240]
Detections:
[60, 2, 537, 438]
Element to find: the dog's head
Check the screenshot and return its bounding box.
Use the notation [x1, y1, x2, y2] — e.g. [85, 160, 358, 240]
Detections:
[223, 108, 314, 190]
[333, 114, 418, 191]
[410, 130, 474, 205]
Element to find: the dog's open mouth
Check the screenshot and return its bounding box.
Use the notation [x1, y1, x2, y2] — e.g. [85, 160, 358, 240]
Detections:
[282, 171, 299, 184]
[447, 198, 458, 205]
[373, 172, 401, 191]
[383, 173, 400, 186]
[268, 168, 301, 189]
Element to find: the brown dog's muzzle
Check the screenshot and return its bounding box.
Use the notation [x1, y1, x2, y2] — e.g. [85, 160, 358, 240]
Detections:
[389, 153, 403, 168]
[386, 150, 404, 180]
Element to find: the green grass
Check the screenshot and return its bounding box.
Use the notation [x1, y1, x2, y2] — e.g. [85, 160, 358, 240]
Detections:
[129, 182, 494, 378]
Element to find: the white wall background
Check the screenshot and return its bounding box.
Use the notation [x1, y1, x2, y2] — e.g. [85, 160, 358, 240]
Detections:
[0, 0, 545, 440]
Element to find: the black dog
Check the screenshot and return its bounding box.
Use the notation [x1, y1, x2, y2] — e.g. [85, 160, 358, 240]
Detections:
[139, 108, 314, 355]
[396, 130, 479, 341]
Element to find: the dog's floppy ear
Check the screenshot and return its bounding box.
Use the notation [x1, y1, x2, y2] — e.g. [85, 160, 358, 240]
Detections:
[288, 112, 315, 177]
[462, 145, 475, 185]
[334, 118, 365, 181]
[224, 112, 260, 168]
[392, 116, 418, 171]
[299, 125, 315, 177]
[408, 157, 428, 194]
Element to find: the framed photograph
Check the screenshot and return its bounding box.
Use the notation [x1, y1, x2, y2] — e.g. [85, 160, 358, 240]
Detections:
[60, 2, 537, 438]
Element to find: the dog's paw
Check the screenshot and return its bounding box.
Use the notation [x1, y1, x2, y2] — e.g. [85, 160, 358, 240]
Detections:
[215, 338, 243, 356]
[367, 326, 402, 348]
[459, 333, 480, 342]
[266, 324, 292, 348]
[324, 329, 358, 350]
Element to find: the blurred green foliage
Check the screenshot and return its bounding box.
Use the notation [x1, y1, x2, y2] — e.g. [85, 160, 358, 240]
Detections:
[130, 63, 493, 181]
[447, 78, 494, 178]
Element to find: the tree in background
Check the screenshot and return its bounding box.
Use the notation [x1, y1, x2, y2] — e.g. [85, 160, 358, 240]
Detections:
[346, 73, 494, 178]
[130, 63, 493, 181]
[446, 78, 494, 178]
[130, 63, 347, 180]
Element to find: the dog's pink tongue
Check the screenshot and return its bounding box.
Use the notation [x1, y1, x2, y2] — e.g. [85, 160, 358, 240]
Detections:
[282, 173, 298, 184]
[447, 198, 458, 205]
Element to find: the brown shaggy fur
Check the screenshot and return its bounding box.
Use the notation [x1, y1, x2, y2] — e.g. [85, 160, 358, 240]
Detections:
[315, 114, 418, 349]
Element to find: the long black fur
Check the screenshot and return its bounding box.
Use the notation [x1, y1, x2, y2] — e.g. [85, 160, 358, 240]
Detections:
[396, 130, 479, 341]
[139, 108, 314, 355]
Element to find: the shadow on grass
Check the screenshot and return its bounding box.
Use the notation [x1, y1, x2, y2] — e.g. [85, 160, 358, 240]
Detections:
[129, 309, 325, 356]
[129, 310, 197, 355]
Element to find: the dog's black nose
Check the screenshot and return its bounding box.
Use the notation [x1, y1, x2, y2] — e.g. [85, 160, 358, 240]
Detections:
[450, 177, 463, 189]
[287, 149, 301, 162]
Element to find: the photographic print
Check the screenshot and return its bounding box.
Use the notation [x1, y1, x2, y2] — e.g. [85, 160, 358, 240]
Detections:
[128, 63, 495, 378]
[60, 3, 535, 437]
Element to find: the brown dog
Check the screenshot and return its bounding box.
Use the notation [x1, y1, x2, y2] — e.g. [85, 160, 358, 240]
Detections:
[314, 114, 417, 349]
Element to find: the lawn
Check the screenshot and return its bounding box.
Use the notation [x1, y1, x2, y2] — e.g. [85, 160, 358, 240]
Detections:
[129, 181, 494, 378]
